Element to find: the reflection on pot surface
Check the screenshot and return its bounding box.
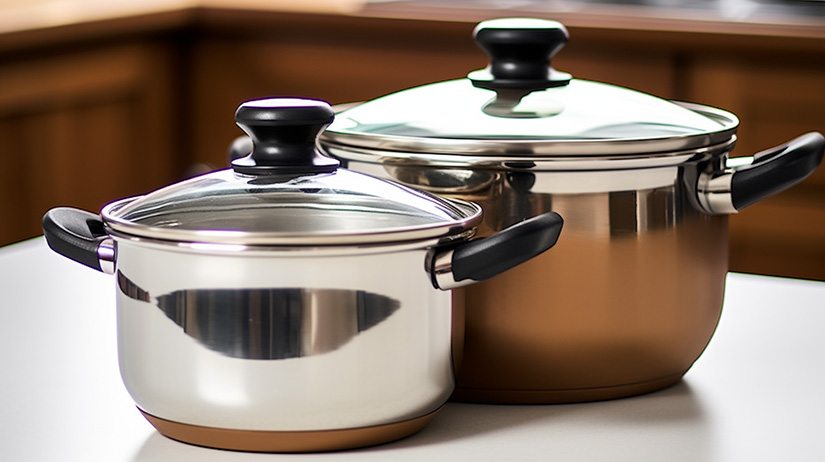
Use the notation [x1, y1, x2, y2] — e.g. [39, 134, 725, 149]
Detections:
[455, 170, 728, 401]
[117, 271, 400, 360]
[344, 158, 730, 402]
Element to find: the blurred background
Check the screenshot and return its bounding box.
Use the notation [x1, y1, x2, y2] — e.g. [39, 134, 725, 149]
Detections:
[0, 0, 823, 279]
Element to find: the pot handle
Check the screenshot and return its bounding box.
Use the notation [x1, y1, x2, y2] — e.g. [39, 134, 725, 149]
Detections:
[430, 211, 563, 290]
[698, 132, 825, 214]
[228, 102, 361, 166]
[467, 18, 572, 91]
[43, 208, 115, 274]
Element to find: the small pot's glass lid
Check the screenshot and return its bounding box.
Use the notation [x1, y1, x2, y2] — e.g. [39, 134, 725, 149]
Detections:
[322, 18, 738, 157]
[102, 99, 481, 246]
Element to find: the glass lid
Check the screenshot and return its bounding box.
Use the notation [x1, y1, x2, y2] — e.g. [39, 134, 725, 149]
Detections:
[326, 78, 726, 140]
[321, 18, 738, 157]
[101, 99, 480, 246]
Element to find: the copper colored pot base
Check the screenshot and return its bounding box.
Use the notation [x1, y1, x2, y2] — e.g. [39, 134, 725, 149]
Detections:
[139, 407, 442, 453]
[452, 373, 684, 404]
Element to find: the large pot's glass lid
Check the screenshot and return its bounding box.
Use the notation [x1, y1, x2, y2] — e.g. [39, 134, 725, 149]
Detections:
[321, 18, 738, 157]
[102, 99, 480, 246]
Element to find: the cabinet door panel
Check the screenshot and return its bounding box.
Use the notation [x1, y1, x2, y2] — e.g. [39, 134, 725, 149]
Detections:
[189, 37, 483, 168]
[0, 43, 178, 245]
[685, 56, 825, 280]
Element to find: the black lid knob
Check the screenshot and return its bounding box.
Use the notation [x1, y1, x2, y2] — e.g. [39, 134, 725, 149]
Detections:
[468, 18, 572, 91]
[231, 98, 340, 175]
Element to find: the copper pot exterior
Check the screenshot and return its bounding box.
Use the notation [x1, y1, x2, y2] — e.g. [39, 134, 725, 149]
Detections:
[345, 159, 728, 403]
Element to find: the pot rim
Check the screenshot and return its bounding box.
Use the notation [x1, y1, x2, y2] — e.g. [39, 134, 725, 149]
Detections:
[104, 229, 474, 257]
[321, 102, 739, 162]
[326, 136, 738, 172]
[101, 196, 483, 247]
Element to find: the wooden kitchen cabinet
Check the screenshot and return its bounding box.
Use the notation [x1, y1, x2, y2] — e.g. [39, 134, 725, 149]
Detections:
[683, 55, 825, 279]
[0, 41, 181, 245]
[0, 3, 823, 281]
[185, 12, 498, 167]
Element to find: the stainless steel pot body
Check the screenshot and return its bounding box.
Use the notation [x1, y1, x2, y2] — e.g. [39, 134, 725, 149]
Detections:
[318, 18, 824, 403]
[339, 147, 730, 403]
[112, 236, 456, 430]
[41, 97, 565, 450]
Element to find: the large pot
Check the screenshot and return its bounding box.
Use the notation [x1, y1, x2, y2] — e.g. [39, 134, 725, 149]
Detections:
[42, 99, 562, 451]
[316, 18, 825, 403]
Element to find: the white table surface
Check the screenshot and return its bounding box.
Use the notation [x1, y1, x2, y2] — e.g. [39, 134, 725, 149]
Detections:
[1, 237, 824, 461]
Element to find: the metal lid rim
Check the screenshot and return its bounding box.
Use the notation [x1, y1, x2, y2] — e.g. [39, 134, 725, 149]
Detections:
[100, 197, 483, 246]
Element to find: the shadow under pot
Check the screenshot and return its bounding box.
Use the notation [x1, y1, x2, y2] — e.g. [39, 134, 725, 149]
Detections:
[42, 98, 563, 452]
[316, 18, 825, 403]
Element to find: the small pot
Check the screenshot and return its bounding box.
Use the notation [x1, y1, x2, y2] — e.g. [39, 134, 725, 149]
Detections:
[42, 99, 563, 452]
[315, 19, 825, 403]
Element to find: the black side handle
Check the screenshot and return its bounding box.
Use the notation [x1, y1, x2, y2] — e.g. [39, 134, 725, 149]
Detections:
[731, 132, 825, 210]
[43, 208, 109, 272]
[453, 211, 563, 282]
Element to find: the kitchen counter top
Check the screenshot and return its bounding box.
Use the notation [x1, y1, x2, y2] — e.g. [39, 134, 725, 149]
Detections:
[1, 237, 824, 460]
